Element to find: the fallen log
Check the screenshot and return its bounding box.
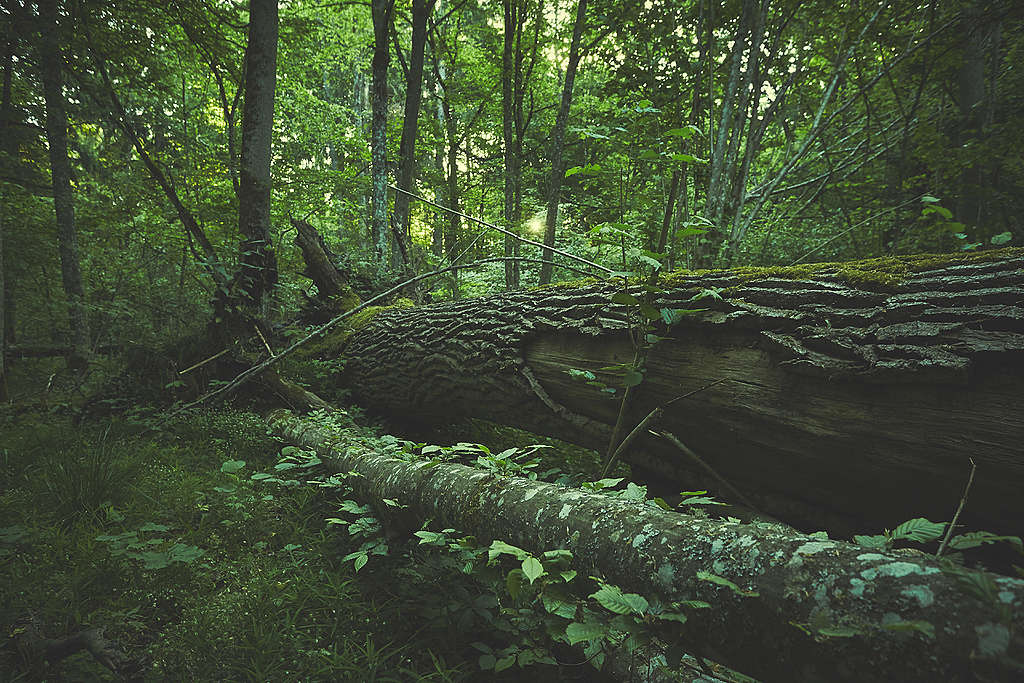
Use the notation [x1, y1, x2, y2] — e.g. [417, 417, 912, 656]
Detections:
[332, 249, 1024, 536]
[270, 410, 1024, 683]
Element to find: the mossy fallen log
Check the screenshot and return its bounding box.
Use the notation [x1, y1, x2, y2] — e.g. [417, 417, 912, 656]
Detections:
[270, 410, 1024, 683]
[329, 249, 1024, 536]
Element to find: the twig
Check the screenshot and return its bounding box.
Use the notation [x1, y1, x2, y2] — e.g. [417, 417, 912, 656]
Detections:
[656, 430, 761, 514]
[388, 184, 612, 275]
[936, 458, 976, 558]
[789, 193, 928, 265]
[600, 379, 728, 478]
[160, 256, 603, 424]
[179, 347, 231, 375]
[254, 324, 275, 357]
[600, 406, 661, 478]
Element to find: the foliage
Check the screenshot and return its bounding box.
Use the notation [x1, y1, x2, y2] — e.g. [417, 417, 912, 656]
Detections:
[0, 410, 471, 681]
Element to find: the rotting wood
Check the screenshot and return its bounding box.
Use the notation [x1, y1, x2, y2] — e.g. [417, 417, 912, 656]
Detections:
[331, 249, 1024, 536]
[270, 410, 1024, 683]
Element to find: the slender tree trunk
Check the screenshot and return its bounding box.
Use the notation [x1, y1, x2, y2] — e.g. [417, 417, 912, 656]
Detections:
[236, 0, 279, 325]
[38, 0, 89, 370]
[371, 0, 394, 271]
[701, 0, 753, 268]
[435, 46, 462, 297]
[501, 0, 525, 290]
[1, 17, 14, 399]
[538, 0, 587, 286]
[390, 0, 435, 273]
[955, 0, 997, 230]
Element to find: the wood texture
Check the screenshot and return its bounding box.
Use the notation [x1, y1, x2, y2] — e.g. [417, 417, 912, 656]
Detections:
[338, 250, 1024, 535]
[272, 410, 1024, 683]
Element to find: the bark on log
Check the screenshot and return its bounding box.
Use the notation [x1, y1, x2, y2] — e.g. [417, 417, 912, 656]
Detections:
[334, 249, 1024, 536]
[270, 410, 1024, 683]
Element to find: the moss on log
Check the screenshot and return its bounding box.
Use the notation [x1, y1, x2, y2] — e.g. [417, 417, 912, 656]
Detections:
[270, 410, 1024, 683]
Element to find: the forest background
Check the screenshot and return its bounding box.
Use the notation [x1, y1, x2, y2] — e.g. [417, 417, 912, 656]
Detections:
[1, 0, 1022, 680]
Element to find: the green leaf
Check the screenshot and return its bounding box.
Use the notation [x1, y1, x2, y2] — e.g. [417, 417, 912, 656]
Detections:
[168, 543, 204, 564]
[817, 625, 860, 638]
[676, 600, 711, 609]
[565, 621, 608, 645]
[623, 369, 644, 387]
[139, 551, 172, 570]
[656, 611, 687, 623]
[564, 166, 582, 178]
[587, 477, 624, 490]
[353, 553, 368, 572]
[882, 620, 935, 639]
[478, 653, 496, 670]
[139, 522, 170, 533]
[489, 540, 528, 562]
[921, 195, 941, 203]
[678, 496, 725, 506]
[854, 534, 890, 549]
[506, 568, 523, 600]
[636, 254, 662, 270]
[670, 153, 707, 164]
[610, 291, 639, 305]
[522, 556, 545, 584]
[696, 571, 759, 597]
[948, 531, 1022, 552]
[220, 459, 245, 473]
[494, 655, 516, 672]
[891, 518, 946, 544]
[590, 584, 649, 615]
[991, 231, 1012, 245]
[661, 308, 705, 325]
[664, 125, 700, 139]
[622, 482, 647, 501]
[922, 205, 953, 219]
[638, 149, 660, 160]
[567, 368, 597, 381]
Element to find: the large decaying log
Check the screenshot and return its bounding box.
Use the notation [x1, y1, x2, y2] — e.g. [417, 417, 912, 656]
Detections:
[333, 249, 1024, 535]
[270, 411, 1024, 683]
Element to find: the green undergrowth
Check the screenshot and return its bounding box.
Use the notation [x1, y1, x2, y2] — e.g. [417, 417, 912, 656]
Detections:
[400, 418, 628, 484]
[0, 408, 473, 681]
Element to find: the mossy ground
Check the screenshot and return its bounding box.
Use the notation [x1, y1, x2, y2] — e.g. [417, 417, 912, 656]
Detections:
[0, 407, 474, 681]
[0, 395, 616, 681]
[661, 246, 1023, 291]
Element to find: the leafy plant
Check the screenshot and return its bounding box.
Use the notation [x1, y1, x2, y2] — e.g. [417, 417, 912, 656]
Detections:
[40, 429, 137, 527]
[96, 522, 205, 570]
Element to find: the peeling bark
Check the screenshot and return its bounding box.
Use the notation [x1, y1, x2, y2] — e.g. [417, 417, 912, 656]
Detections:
[270, 410, 1024, 683]
[333, 250, 1024, 536]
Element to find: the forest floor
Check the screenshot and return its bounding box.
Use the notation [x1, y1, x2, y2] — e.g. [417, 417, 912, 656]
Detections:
[0, 369, 633, 681]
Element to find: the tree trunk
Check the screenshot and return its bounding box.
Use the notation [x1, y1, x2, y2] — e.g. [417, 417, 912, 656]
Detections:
[1, 15, 14, 399]
[271, 410, 1024, 683]
[236, 0, 279, 324]
[291, 218, 360, 314]
[538, 0, 587, 286]
[38, 0, 89, 371]
[389, 0, 435, 273]
[333, 249, 1024, 537]
[501, 0, 527, 290]
[370, 0, 394, 271]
